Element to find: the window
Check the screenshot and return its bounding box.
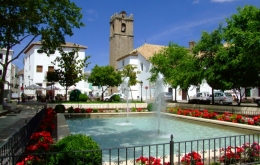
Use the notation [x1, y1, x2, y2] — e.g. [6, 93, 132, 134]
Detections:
[121, 23, 126, 32]
[122, 60, 125, 67]
[48, 66, 54, 72]
[36, 65, 43, 72]
[140, 63, 143, 71]
[37, 50, 43, 53]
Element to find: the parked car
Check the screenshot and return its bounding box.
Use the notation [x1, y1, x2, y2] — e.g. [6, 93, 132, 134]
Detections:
[163, 92, 173, 102]
[210, 92, 233, 105]
[252, 97, 260, 106]
[103, 93, 125, 101]
[188, 92, 211, 104]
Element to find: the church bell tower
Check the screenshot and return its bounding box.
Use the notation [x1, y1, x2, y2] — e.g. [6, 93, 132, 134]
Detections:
[109, 11, 134, 70]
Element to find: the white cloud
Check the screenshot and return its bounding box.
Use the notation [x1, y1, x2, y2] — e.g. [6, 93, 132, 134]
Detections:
[211, 0, 238, 2]
[85, 9, 98, 22]
[147, 16, 224, 42]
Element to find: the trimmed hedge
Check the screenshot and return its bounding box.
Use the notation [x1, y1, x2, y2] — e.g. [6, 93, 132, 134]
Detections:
[54, 104, 66, 113]
[48, 134, 101, 165]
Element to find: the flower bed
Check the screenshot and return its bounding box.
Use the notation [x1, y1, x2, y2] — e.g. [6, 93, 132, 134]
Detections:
[16, 107, 56, 165]
[167, 107, 260, 126]
[65, 106, 146, 113]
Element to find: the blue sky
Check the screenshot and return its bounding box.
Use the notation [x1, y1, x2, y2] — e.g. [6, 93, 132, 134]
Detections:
[12, 0, 260, 71]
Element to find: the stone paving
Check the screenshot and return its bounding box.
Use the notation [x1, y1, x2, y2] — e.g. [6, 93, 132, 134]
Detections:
[0, 102, 46, 146]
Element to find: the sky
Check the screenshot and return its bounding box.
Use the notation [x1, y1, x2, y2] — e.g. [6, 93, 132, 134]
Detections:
[11, 0, 260, 72]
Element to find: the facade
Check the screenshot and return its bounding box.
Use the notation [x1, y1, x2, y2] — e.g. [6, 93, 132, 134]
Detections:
[23, 41, 87, 97]
[17, 69, 24, 99]
[0, 49, 16, 99]
[9, 64, 20, 98]
[116, 43, 172, 100]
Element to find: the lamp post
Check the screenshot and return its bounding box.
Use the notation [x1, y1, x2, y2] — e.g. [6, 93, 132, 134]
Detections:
[140, 80, 143, 102]
[51, 81, 55, 101]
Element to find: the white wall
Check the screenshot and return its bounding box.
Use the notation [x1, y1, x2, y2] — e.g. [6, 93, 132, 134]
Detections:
[23, 44, 86, 97]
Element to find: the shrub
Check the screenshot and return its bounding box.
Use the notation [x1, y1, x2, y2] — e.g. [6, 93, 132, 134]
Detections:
[79, 94, 88, 102]
[147, 103, 154, 111]
[80, 108, 86, 113]
[111, 94, 120, 102]
[67, 106, 74, 113]
[48, 134, 102, 165]
[93, 108, 98, 113]
[131, 107, 136, 112]
[54, 104, 66, 113]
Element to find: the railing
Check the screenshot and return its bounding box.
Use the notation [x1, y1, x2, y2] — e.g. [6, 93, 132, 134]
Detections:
[0, 106, 46, 165]
[1, 133, 260, 165]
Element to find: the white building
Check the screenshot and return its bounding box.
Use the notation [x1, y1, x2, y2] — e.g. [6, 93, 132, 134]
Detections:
[116, 43, 173, 100]
[23, 41, 88, 97]
[0, 49, 16, 99]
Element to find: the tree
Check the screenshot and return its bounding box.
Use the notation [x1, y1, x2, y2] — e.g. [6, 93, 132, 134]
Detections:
[220, 5, 260, 103]
[87, 65, 122, 100]
[121, 64, 140, 101]
[51, 48, 90, 100]
[149, 42, 201, 101]
[0, 0, 84, 104]
[193, 25, 232, 104]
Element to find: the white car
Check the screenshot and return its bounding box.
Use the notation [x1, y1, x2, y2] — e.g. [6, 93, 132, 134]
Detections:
[188, 92, 211, 104]
[210, 92, 233, 105]
[103, 93, 125, 101]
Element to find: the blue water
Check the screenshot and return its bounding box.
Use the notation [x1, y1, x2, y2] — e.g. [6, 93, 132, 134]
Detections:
[66, 115, 256, 149]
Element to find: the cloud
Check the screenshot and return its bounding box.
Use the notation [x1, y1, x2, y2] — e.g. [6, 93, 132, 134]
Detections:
[146, 16, 224, 42]
[85, 9, 98, 21]
[193, 0, 199, 4]
[211, 0, 238, 2]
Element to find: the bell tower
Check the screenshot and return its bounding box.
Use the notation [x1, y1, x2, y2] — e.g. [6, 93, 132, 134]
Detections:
[109, 11, 134, 70]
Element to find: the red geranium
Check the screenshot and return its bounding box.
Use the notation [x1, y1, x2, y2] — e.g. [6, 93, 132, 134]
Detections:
[181, 151, 203, 165]
[136, 156, 170, 165]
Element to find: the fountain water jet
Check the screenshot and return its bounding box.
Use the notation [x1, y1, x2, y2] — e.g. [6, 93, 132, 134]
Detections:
[122, 77, 130, 122]
[153, 74, 167, 133]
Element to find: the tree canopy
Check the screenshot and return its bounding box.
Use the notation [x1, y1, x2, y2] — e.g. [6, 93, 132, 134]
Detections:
[149, 43, 201, 94]
[193, 5, 260, 104]
[0, 0, 84, 103]
[87, 65, 122, 100]
[51, 48, 90, 100]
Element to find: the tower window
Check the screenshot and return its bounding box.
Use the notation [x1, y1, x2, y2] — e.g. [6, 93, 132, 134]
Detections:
[121, 23, 126, 32]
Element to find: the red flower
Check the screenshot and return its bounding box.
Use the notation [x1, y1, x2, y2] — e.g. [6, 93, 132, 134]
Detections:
[181, 151, 203, 165]
[86, 108, 92, 113]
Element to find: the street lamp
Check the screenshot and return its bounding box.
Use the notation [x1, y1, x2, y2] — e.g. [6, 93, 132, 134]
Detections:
[140, 80, 143, 102]
[51, 81, 55, 101]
